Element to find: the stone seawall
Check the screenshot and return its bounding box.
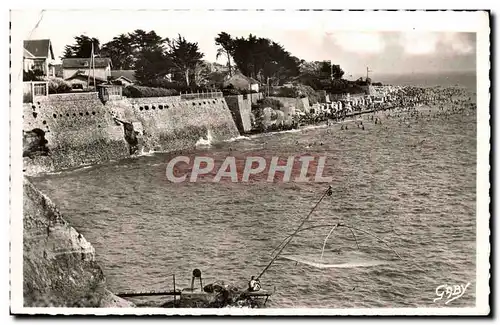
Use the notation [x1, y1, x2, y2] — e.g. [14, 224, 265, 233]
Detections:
[268, 96, 310, 113]
[225, 93, 263, 133]
[23, 177, 134, 307]
[23, 93, 240, 174]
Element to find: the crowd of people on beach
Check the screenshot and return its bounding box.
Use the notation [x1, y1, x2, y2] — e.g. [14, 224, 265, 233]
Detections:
[248, 85, 476, 135]
[323, 85, 476, 131]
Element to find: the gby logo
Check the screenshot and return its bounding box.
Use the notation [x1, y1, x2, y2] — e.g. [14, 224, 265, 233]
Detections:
[434, 283, 471, 305]
[165, 155, 333, 183]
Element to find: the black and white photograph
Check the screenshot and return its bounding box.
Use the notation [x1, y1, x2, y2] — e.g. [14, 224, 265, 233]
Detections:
[9, 9, 490, 316]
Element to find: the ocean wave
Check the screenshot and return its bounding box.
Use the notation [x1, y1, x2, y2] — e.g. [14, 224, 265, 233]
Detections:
[224, 135, 252, 142]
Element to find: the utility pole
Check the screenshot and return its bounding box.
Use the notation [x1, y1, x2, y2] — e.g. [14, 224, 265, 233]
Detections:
[87, 50, 91, 90]
[330, 60, 333, 81]
[92, 42, 96, 89]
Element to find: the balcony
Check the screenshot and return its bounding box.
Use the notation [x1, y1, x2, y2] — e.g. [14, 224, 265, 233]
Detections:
[23, 81, 48, 103]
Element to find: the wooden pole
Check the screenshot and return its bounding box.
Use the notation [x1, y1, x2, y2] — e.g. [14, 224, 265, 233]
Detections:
[92, 43, 96, 90]
[173, 274, 176, 306]
[87, 55, 91, 90]
[258, 185, 333, 280]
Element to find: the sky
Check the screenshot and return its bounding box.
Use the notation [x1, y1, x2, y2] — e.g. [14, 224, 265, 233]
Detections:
[14, 10, 477, 80]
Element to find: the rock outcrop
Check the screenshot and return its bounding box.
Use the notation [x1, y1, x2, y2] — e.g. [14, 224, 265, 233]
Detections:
[23, 178, 134, 307]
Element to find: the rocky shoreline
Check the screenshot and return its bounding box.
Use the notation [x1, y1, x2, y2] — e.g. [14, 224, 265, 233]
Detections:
[23, 177, 135, 308]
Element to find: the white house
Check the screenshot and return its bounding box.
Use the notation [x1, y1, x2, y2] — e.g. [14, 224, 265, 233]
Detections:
[62, 58, 112, 87]
[23, 39, 55, 77]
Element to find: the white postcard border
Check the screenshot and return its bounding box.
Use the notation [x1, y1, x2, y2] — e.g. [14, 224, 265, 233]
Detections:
[9, 9, 490, 316]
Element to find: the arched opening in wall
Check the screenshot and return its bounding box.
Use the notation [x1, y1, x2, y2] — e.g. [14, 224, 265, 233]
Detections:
[192, 102, 196, 106]
[203, 101, 206, 104]
[198, 102, 202, 106]
[145, 106, 149, 111]
[152, 106, 156, 110]
[66, 113, 69, 117]
[32, 112, 38, 119]
[139, 106, 144, 111]
[23, 128, 49, 158]
[42, 120, 46, 125]
[166, 105, 169, 109]
[52, 113, 57, 118]
[92, 111, 96, 115]
[86, 112, 89, 116]
[159, 105, 163, 110]
[59, 114, 63, 118]
[213, 100, 216, 104]
[79, 112, 83, 116]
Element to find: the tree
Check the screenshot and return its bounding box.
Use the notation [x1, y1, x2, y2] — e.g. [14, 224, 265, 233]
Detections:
[221, 33, 301, 85]
[100, 34, 135, 70]
[193, 61, 211, 87]
[298, 60, 345, 90]
[166, 34, 204, 86]
[215, 32, 234, 76]
[129, 29, 165, 52]
[61, 35, 100, 58]
[100, 30, 166, 70]
[134, 48, 172, 84]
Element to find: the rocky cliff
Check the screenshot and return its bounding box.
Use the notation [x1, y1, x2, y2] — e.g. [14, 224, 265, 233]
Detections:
[23, 177, 134, 307]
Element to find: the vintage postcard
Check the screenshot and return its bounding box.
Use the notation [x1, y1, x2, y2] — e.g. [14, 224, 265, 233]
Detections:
[10, 9, 490, 316]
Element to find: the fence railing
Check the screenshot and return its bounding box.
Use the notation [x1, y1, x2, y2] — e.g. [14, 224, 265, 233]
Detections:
[180, 91, 223, 101]
[23, 81, 49, 103]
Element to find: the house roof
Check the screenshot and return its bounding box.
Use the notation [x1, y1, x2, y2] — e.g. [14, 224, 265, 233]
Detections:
[65, 71, 107, 82]
[24, 39, 54, 59]
[62, 58, 112, 69]
[23, 48, 35, 59]
[224, 72, 259, 85]
[110, 70, 136, 82]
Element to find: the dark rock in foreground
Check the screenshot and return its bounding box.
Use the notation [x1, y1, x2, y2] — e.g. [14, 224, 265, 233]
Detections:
[23, 177, 134, 308]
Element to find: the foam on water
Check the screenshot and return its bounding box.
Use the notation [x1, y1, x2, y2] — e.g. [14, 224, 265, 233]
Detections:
[281, 255, 393, 269]
[224, 135, 252, 142]
[195, 129, 214, 147]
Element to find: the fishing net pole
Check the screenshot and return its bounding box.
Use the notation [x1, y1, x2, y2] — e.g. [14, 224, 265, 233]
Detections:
[276, 223, 402, 260]
[256, 185, 333, 280]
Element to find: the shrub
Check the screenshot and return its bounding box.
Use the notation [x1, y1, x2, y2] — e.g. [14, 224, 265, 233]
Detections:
[46, 77, 72, 94]
[276, 87, 298, 98]
[123, 85, 179, 98]
[221, 88, 242, 96]
[255, 98, 283, 111]
[141, 79, 220, 94]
